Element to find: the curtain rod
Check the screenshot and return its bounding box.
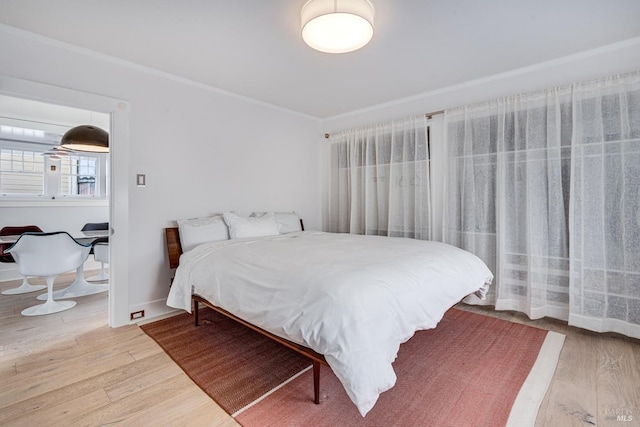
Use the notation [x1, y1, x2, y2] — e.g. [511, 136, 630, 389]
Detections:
[323, 109, 445, 139]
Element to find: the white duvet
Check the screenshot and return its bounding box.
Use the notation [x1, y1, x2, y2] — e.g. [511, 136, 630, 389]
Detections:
[167, 231, 493, 416]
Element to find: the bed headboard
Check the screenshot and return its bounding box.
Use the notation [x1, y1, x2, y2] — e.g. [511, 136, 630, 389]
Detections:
[165, 227, 182, 269]
[164, 218, 304, 269]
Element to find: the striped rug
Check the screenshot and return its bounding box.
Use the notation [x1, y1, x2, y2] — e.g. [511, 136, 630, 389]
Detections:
[142, 307, 564, 427]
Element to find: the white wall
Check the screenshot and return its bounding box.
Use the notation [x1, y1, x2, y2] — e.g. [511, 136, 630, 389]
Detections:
[0, 27, 324, 322]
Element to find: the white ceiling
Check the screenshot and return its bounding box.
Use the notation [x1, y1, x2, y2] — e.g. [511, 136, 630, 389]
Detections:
[1, 0, 639, 118]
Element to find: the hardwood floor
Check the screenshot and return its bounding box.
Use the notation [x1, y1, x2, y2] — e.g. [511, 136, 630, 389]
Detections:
[1, 273, 638, 426]
[0, 273, 238, 427]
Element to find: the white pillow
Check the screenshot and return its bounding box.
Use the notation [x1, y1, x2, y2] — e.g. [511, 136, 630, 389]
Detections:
[223, 212, 279, 239]
[250, 211, 302, 234]
[177, 214, 229, 252]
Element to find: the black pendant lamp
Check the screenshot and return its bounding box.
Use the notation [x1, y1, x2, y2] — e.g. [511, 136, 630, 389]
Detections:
[60, 125, 109, 153]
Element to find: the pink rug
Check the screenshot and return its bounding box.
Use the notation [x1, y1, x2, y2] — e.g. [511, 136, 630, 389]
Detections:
[234, 308, 563, 427]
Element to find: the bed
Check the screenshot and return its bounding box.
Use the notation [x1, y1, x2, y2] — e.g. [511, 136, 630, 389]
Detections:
[165, 213, 493, 416]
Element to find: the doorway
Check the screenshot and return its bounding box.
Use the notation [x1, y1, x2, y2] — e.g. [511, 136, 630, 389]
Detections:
[0, 75, 130, 327]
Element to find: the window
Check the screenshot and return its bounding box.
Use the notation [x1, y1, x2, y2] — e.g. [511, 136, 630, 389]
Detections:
[60, 154, 99, 197]
[0, 148, 45, 195]
[0, 125, 107, 200]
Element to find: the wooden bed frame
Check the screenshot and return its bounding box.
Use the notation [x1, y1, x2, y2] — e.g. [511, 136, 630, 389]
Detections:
[164, 222, 329, 404]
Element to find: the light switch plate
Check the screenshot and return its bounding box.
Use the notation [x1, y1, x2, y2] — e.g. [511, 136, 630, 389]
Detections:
[136, 174, 146, 186]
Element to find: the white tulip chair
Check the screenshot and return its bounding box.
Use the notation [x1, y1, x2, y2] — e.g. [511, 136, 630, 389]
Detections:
[4, 232, 91, 316]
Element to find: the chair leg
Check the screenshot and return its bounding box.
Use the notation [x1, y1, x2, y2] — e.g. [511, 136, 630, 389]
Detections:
[22, 276, 76, 316]
[1, 276, 46, 295]
[37, 264, 108, 301]
[86, 261, 109, 282]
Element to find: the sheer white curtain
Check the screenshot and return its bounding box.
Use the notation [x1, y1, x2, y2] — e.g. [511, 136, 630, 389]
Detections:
[444, 71, 640, 338]
[328, 116, 431, 239]
[569, 73, 640, 337]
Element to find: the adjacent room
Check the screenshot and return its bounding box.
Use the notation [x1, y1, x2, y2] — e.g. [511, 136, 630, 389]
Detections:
[0, 1, 639, 425]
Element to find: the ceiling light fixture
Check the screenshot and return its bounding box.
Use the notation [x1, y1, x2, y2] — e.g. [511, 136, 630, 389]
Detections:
[59, 125, 109, 153]
[301, 0, 375, 54]
[40, 146, 73, 160]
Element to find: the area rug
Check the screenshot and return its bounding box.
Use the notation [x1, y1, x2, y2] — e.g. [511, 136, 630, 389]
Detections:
[142, 307, 564, 427]
[140, 307, 311, 414]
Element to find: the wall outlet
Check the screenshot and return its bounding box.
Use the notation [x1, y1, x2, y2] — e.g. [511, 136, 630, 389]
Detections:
[130, 310, 145, 320]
